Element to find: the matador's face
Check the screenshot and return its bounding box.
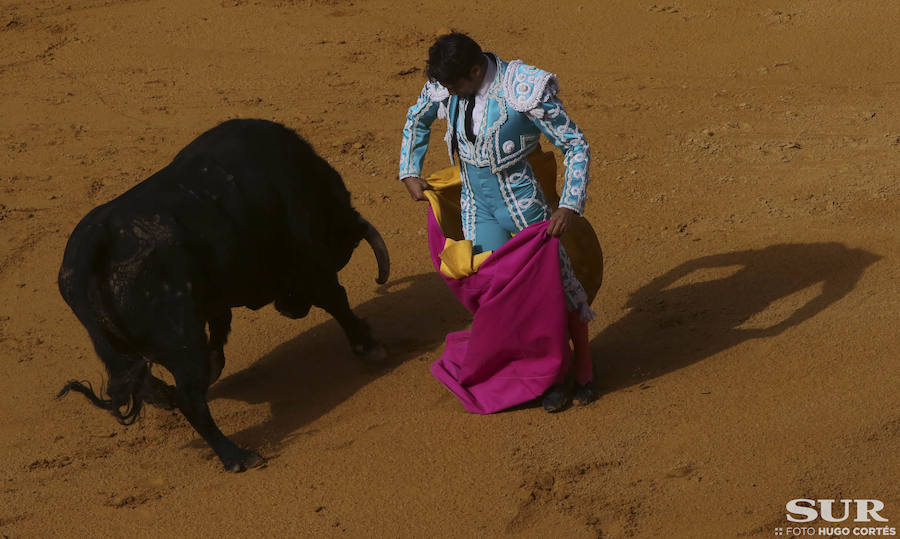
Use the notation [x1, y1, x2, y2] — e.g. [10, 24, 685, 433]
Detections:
[440, 63, 485, 99]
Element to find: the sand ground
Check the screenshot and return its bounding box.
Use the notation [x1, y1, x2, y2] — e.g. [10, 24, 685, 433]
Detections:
[1, 0, 898, 536]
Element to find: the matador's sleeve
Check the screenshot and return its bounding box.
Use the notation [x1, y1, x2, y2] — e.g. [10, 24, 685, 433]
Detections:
[398, 81, 449, 180]
[529, 95, 591, 214]
[504, 61, 591, 214]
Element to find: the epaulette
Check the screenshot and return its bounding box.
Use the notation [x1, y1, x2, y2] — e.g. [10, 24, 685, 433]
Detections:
[502, 60, 559, 112]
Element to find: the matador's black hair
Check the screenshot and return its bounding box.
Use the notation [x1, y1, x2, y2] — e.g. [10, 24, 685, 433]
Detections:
[426, 32, 483, 84]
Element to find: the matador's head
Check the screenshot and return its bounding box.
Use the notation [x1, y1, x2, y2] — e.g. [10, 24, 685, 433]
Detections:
[426, 32, 488, 99]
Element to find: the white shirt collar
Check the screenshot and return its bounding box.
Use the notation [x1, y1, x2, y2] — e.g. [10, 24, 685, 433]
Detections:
[476, 54, 496, 99]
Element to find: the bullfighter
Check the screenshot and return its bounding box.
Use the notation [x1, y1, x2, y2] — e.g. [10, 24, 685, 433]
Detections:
[398, 32, 597, 410]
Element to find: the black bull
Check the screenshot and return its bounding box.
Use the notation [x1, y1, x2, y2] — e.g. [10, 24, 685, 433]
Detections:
[57, 119, 390, 471]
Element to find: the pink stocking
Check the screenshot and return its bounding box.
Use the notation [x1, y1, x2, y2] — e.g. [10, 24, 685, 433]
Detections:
[568, 310, 593, 385]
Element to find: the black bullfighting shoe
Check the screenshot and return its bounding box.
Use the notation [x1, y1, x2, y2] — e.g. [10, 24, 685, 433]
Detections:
[542, 384, 570, 413]
[572, 381, 598, 406]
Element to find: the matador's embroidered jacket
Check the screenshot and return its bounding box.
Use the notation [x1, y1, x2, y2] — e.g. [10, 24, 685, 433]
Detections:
[398, 53, 591, 215]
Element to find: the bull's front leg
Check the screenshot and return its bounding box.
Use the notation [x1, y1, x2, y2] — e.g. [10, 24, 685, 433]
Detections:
[309, 275, 386, 366]
[206, 309, 232, 387]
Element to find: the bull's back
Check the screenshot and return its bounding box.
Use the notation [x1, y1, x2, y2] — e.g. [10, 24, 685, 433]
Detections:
[59, 119, 356, 316]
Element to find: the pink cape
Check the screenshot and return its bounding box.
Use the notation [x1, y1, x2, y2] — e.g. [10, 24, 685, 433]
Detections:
[427, 207, 569, 414]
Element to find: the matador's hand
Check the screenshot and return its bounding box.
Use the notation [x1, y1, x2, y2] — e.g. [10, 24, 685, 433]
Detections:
[401, 176, 433, 202]
[547, 207, 576, 237]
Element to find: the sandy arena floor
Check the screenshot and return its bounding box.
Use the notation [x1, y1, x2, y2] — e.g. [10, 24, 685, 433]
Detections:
[1, 0, 898, 536]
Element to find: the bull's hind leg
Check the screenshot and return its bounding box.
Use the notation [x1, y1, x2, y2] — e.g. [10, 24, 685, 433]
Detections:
[309, 274, 386, 365]
[146, 375, 177, 410]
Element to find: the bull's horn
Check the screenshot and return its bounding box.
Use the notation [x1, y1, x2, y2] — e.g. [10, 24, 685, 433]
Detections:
[361, 217, 390, 284]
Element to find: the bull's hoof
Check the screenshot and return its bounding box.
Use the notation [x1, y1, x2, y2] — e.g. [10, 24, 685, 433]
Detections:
[353, 343, 388, 368]
[222, 449, 265, 473]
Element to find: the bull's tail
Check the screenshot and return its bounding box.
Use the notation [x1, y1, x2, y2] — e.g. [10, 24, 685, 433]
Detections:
[57, 211, 154, 425]
[56, 358, 152, 426]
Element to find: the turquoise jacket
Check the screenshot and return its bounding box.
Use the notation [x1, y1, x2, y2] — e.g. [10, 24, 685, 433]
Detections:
[398, 53, 591, 214]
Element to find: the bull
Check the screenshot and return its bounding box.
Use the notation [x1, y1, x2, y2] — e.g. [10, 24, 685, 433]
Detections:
[56, 119, 390, 471]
